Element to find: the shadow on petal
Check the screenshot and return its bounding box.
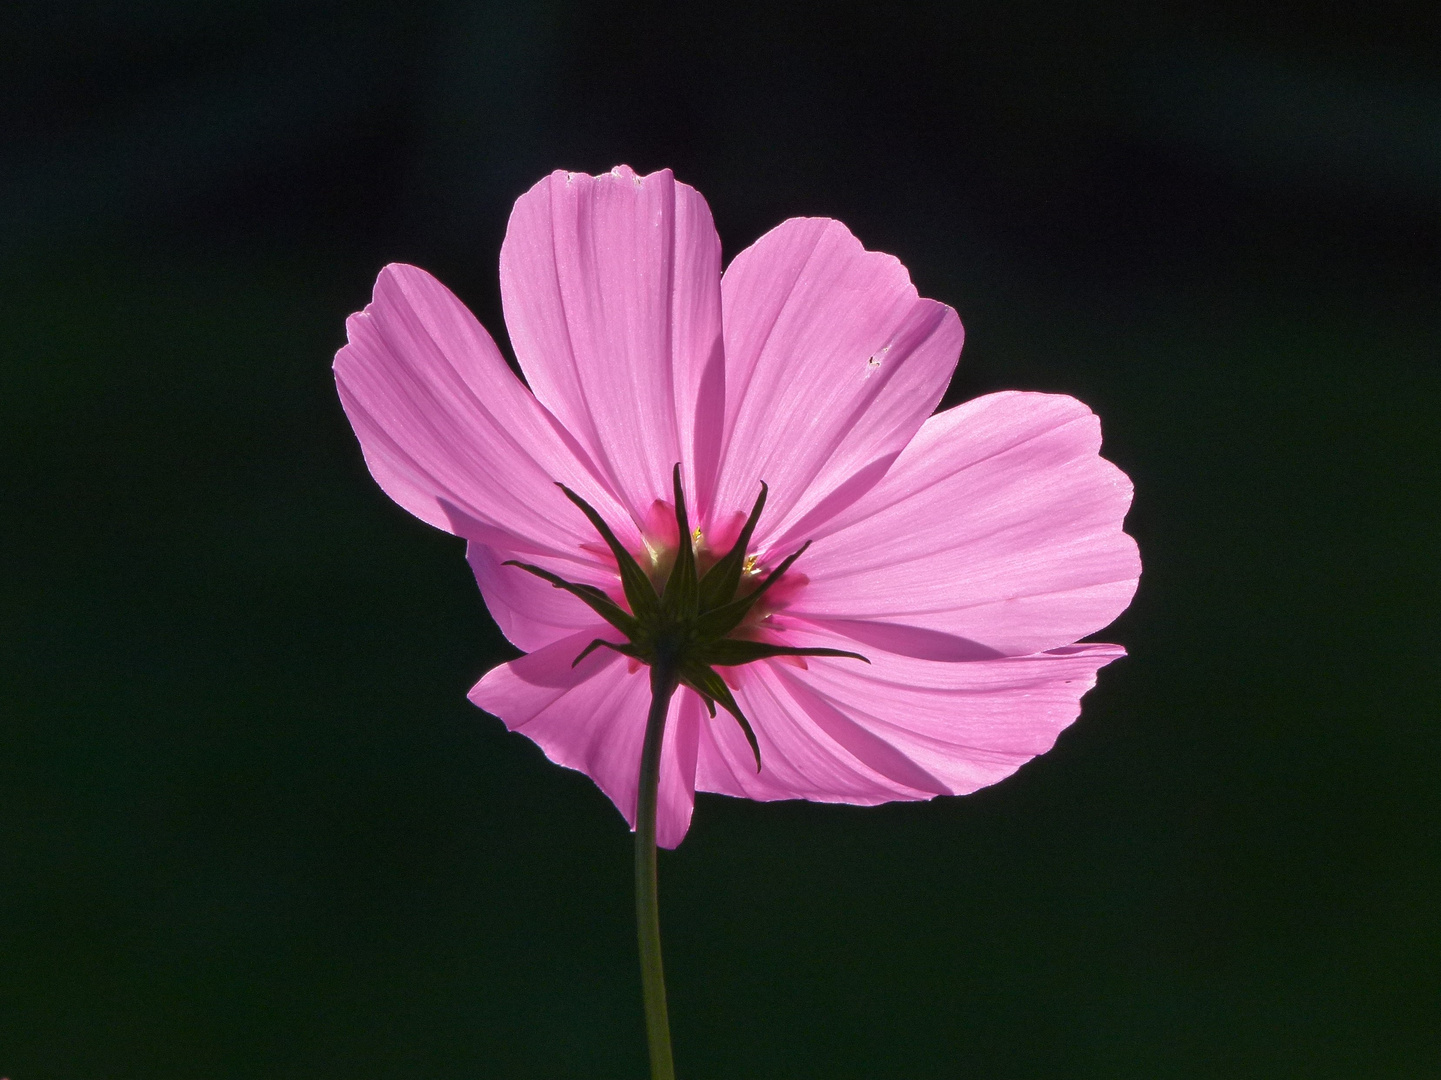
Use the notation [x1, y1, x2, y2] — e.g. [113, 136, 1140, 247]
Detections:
[802, 618, 1008, 661]
[504, 630, 627, 689]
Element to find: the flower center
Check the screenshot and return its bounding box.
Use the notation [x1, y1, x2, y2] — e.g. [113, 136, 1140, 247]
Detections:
[639, 522, 778, 617]
[504, 465, 864, 770]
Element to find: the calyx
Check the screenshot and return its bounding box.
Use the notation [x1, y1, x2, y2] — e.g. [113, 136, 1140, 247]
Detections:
[505, 466, 867, 770]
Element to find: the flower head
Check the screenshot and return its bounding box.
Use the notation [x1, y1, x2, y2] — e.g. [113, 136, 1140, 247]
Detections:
[335, 165, 1139, 848]
[505, 465, 872, 771]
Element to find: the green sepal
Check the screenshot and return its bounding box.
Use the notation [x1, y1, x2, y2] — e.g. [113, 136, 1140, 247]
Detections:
[502, 561, 639, 638]
[693, 540, 812, 641]
[697, 482, 767, 612]
[572, 637, 644, 668]
[660, 465, 699, 621]
[700, 640, 870, 667]
[556, 484, 660, 623]
[513, 465, 873, 779]
[681, 662, 762, 772]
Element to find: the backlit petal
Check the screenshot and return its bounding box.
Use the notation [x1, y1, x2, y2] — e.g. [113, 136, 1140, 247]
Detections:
[696, 640, 1124, 803]
[470, 631, 702, 847]
[695, 663, 931, 805]
[334, 263, 628, 560]
[467, 543, 621, 653]
[712, 217, 963, 543]
[792, 391, 1140, 656]
[500, 166, 726, 528]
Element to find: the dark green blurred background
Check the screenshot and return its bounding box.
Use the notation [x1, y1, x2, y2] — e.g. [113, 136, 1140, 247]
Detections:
[3, 2, 1438, 1077]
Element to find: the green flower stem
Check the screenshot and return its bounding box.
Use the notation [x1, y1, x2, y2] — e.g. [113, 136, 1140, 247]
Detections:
[522, 468, 862, 1075]
[636, 656, 680, 1080]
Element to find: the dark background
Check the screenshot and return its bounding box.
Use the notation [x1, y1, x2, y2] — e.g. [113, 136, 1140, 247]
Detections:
[4, 2, 1438, 1077]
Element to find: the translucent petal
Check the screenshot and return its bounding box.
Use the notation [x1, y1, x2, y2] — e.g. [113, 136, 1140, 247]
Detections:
[696, 637, 1125, 803]
[334, 263, 628, 557]
[470, 631, 702, 847]
[792, 391, 1140, 656]
[711, 217, 963, 544]
[500, 166, 725, 529]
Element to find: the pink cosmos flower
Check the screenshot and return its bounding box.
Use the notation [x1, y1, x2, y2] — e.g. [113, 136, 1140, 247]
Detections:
[335, 165, 1139, 850]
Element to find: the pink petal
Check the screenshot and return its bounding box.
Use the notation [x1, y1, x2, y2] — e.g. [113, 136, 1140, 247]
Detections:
[696, 640, 1125, 805]
[334, 263, 634, 562]
[469, 631, 703, 848]
[467, 543, 620, 653]
[499, 166, 726, 528]
[710, 217, 963, 544]
[695, 663, 932, 805]
[656, 691, 702, 850]
[791, 391, 1140, 657]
